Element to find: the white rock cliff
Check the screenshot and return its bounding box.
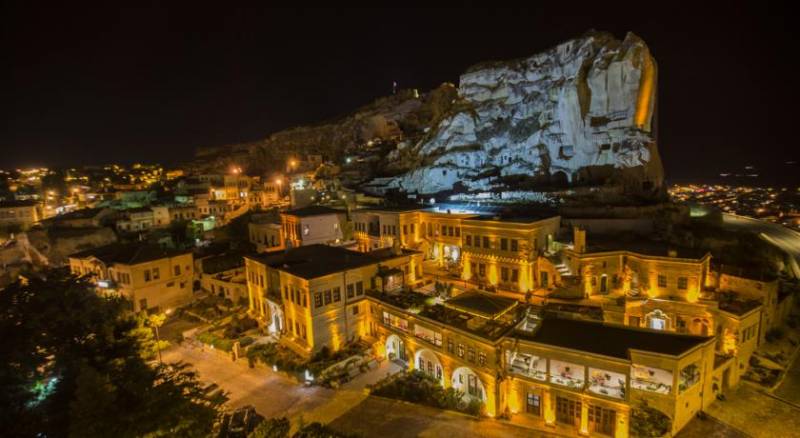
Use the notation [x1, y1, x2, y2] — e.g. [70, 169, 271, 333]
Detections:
[382, 31, 662, 198]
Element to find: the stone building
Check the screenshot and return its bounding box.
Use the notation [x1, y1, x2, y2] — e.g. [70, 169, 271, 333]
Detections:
[69, 243, 194, 312]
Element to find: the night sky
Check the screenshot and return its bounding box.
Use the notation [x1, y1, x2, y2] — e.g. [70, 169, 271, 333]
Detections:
[2, 5, 796, 183]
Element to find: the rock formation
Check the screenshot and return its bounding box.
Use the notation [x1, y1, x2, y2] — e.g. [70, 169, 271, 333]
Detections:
[191, 31, 664, 204]
[382, 31, 662, 200]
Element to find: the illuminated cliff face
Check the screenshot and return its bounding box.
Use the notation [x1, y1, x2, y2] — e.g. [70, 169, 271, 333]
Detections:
[381, 31, 663, 197]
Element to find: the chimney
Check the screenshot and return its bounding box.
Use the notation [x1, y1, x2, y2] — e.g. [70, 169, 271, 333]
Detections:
[573, 226, 586, 254]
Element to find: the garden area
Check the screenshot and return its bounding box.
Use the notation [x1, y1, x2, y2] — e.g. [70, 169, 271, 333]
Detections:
[743, 318, 800, 388]
[371, 370, 484, 416]
[195, 312, 261, 353]
[244, 340, 374, 385]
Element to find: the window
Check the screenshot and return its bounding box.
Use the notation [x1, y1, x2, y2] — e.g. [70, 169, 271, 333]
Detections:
[356, 281, 364, 295]
[511, 269, 519, 283]
[511, 239, 518, 252]
[479, 352, 486, 366]
[541, 271, 548, 288]
[403, 225, 408, 235]
[556, 397, 581, 427]
[302, 293, 307, 308]
[295, 322, 300, 335]
[468, 347, 476, 363]
[447, 339, 454, 354]
[314, 293, 323, 307]
[144, 270, 151, 282]
[333, 287, 341, 302]
[457, 343, 465, 358]
[174, 265, 181, 276]
[526, 393, 541, 416]
[478, 264, 486, 277]
[483, 236, 490, 248]
[324, 290, 332, 305]
[139, 298, 148, 310]
[455, 227, 460, 237]
[678, 277, 688, 290]
[466, 235, 472, 246]
[589, 405, 616, 436]
[501, 267, 509, 282]
[284, 286, 289, 300]
[347, 284, 355, 298]
[301, 324, 307, 340]
[352, 305, 359, 315]
[411, 224, 415, 234]
[500, 238, 508, 251]
[658, 275, 667, 288]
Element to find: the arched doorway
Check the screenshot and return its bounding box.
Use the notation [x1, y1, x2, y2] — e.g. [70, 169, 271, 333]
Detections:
[385, 335, 407, 363]
[645, 309, 670, 331]
[451, 367, 486, 402]
[414, 349, 444, 384]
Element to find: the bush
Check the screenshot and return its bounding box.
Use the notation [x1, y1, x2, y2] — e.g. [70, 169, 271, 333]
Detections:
[630, 401, 671, 437]
[293, 422, 356, 438]
[196, 331, 234, 352]
[224, 315, 259, 339]
[239, 336, 255, 348]
[248, 417, 290, 438]
[246, 343, 306, 372]
[373, 371, 484, 416]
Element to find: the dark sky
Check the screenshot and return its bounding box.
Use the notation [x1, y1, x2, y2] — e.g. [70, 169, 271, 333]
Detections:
[2, 5, 796, 182]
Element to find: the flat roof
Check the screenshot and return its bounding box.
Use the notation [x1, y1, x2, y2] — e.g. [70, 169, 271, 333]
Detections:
[355, 205, 423, 213]
[246, 244, 412, 280]
[468, 214, 556, 224]
[283, 205, 344, 217]
[445, 291, 518, 319]
[70, 243, 191, 266]
[515, 318, 710, 360]
[585, 234, 709, 260]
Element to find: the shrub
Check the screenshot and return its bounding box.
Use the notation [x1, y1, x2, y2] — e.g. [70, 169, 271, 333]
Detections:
[373, 371, 484, 416]
[292, 422, 356, 438]
[196, 331, 234, 351]
[246, 343, 306, 372]
[248, 417, 290, 438]
[630, 401, 671, 437]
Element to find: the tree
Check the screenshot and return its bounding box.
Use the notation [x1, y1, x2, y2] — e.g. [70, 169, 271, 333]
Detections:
[127, 312, 169, 362]
[0, 270, 224, 437]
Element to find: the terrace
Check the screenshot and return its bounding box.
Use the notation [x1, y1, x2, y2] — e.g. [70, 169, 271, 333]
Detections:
[367, 289, 522, 341]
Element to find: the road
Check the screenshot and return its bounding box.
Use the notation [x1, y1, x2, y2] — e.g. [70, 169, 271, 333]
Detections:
[161, 342, 362, 424]
[327, 396, 557, 438]
[723, 213, 800, 277]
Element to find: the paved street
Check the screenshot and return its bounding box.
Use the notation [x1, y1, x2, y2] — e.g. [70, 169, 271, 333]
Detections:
[161, 342, 367, 425]
[327, 396, 557, 438]
[774, 344, 800, 404]
[705, 383, 800, 438]
[723, 214, 800, 277]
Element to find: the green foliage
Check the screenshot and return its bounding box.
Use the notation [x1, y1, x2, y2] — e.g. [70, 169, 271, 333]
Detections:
[0, 270, 224, 437]
[630, 400, 671, 437]
[372, 371, 484, 416]
[292, 422, 357, 438]
[248, 416, 290, 438]
[246, 343, 306, 372]
[224, 315, 259, 339]
[197, 330, 235, 352]
[127, 312, 169, 361]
